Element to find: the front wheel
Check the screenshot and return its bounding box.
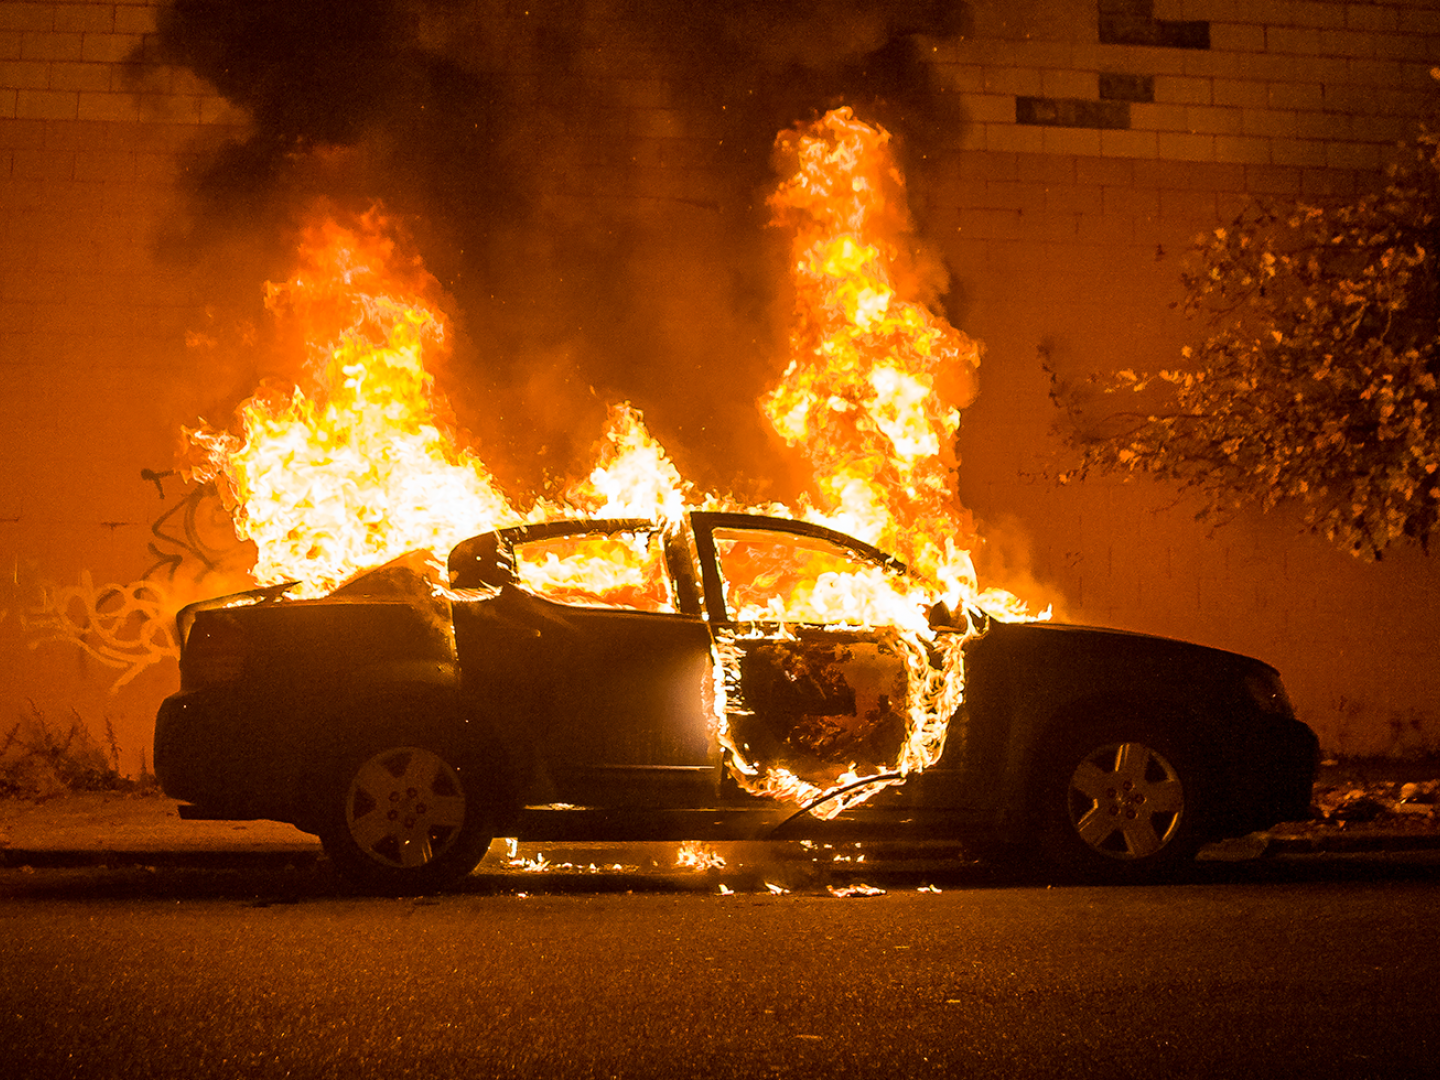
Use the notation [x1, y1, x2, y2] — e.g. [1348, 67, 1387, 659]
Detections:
[320, 744, 494, 894]
[1033, 726, 1206, 882]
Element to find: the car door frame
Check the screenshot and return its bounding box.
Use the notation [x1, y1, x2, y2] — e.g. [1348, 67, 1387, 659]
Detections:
[448, 518, 717, 809]
[686, 512, 991, 824]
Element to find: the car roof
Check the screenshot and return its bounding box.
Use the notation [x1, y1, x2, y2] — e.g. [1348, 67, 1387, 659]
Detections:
[445, 511, 910, 590]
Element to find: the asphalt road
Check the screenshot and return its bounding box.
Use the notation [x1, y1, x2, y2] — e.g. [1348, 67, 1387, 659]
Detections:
[2, 855, 1437, 1080]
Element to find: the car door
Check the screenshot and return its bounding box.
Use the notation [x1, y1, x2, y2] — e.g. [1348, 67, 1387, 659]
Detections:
[688, 513, 943, 812]
[451, 523, 717, 809]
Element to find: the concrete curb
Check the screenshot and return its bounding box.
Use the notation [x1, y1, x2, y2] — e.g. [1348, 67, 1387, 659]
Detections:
[1260, 832, 1440, 855]
[0, 847, 323, 870]
[4, 831, 1440, 872]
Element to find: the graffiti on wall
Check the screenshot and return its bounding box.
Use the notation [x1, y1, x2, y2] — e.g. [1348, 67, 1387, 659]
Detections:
[12, 470, 249, 693]
[137, 468, 238, 582]
[21, 572, 180, 691]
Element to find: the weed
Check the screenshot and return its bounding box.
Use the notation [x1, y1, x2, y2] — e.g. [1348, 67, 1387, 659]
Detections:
[0, 703, 154, 799]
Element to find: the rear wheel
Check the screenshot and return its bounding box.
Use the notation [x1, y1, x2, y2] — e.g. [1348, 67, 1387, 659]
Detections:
[1034, 725, 1205, 881]
[320, 744, 494, 894]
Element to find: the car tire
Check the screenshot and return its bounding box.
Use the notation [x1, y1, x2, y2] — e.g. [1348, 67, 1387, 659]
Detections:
[319, 743, 494, 894]
[1032, 723, 1206, 882]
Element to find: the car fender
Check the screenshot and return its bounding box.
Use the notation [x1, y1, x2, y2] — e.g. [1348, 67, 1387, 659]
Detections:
[963, 623, 1240, 830]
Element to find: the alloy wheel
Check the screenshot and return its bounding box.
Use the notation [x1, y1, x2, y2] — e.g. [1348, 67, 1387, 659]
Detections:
[1066, 741, 1184, 859]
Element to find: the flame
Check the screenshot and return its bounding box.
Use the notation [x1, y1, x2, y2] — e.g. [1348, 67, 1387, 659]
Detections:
[763, 108, 989, 610]
[186, 213, 518, 597]
[703, 108, 1041, 815]
[675, 840, 727, 871]
[184, 109, 1046, 824]
[511, 529, 676, 613]
[563, 402, 689, 522]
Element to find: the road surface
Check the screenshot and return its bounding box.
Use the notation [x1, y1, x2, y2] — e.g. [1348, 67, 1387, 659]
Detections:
[2, 853, 1436, 1079]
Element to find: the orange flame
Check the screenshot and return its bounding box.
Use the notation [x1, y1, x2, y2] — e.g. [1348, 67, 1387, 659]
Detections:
[764, 107, 988, 611]
[562, 402, 690, 522]
[187, 213, 517, 597]
[708, 109, 1046, 814]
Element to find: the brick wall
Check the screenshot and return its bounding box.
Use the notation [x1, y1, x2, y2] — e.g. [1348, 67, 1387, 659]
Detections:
[947, 0, 1438, 170]
[3, 0, 1440, 769]
[1, 0, 234, 124]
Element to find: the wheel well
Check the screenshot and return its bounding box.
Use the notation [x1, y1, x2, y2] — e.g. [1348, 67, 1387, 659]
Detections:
[290, 685, 521, 830]
[1017, 700, 1225, 877]
[1019, 696, 1218, 824]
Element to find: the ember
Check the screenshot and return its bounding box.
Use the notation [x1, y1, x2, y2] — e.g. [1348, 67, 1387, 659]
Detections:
[183, 108, 1044, 822]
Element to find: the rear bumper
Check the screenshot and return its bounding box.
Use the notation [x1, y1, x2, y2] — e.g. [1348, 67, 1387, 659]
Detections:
[154, 689, 305, 824]
[153, 691, 220, 806]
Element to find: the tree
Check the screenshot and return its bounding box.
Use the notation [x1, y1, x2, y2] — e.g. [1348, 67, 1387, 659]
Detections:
[1052, 105, 1440, 559]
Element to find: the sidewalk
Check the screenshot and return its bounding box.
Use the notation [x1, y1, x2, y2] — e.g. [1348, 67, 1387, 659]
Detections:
[0, 790, 322, 868]
[1, 763, 1437, 870]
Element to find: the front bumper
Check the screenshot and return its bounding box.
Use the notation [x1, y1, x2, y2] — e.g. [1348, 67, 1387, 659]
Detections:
[1211, 714, 1320, 837]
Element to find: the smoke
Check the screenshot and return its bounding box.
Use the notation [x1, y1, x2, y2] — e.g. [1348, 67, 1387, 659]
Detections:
[971, 513, 1070, 623]
[149, 0, 971, 499]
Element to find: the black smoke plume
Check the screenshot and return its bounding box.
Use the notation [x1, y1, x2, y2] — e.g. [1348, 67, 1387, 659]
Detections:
[148, 0, 970, 497]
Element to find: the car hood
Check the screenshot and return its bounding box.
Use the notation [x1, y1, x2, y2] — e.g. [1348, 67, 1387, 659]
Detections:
[977, 617, 1280, 674]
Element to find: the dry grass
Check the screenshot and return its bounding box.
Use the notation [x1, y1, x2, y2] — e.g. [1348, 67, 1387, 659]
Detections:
[0, 703, 155, 800]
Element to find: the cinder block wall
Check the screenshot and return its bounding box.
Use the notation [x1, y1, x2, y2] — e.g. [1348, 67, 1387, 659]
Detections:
[928, 0, 1440, 757]
[1, 0, 244, 770]
[3, 0, 1440, 770]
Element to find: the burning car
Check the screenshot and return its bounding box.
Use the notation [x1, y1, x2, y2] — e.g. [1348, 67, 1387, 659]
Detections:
[156, 112, 1317, 892]
[154, 510, 1318, 892]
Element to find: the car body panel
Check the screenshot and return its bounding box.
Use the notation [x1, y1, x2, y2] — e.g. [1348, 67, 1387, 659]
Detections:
[454, 587, 718, 808]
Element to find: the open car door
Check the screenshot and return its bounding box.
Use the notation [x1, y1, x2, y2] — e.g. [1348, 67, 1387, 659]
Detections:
[688, 513, 922, 808]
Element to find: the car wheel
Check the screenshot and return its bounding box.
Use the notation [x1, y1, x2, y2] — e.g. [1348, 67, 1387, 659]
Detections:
[1034, 726, 1205, 881]
[320, 744, 494, 894]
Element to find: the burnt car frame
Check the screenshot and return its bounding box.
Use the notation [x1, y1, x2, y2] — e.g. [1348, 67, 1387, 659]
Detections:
[155, 511, 1318, 891]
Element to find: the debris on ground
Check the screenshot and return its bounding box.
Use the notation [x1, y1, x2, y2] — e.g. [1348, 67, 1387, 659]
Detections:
[1269, 769, 1440, 836]
[827, 883, 886, 897]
